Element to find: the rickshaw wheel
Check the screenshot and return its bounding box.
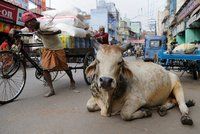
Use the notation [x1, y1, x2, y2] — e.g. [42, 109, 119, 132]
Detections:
[83, 51, 95, 85]
[0, 51, 26, 104]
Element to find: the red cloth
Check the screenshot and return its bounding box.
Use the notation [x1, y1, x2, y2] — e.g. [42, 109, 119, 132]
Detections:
[0, 41, 9, 50]
[95, 33, 109, 44]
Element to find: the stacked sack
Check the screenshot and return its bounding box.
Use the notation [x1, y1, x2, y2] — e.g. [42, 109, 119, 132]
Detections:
[172, 44, 198, 54]
[38, 6, 92, 48]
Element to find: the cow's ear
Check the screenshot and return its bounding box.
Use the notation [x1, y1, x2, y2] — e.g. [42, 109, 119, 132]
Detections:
[85, 60, 98, 77]
[121, 62, 133, 79]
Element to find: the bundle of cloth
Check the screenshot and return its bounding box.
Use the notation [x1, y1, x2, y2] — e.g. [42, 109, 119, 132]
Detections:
[172, 44, 198, 54]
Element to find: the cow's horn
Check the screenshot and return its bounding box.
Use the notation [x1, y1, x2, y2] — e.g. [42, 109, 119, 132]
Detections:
[121, 43, 133, 52]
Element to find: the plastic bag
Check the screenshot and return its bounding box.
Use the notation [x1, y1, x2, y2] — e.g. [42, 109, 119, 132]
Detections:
[55, 23, 87, 38]
[41, 6, 84, 21]
[38, 16, 87, 29]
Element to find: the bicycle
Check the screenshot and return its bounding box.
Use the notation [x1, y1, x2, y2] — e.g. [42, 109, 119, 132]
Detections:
[0, 33, 58, 104]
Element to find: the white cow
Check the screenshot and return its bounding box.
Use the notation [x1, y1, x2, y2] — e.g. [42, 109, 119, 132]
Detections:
[85, 44, 194, 125]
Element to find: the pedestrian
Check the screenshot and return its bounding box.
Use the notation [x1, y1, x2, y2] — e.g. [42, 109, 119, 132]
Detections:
[135, 44, 141, 58]
[95, 26, 109, 44]
[11, 11, 76, 97]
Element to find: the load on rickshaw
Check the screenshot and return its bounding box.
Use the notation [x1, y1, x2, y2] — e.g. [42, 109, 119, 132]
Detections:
[143, 35, 200, 80]
[0, 7, 96, 104]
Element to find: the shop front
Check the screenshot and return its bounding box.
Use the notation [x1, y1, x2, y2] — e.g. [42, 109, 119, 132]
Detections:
[0, 0, 26, 44]
[186, 6, 200, 43]
[175, 0, 200, 44]
[176, 21, 186, 44]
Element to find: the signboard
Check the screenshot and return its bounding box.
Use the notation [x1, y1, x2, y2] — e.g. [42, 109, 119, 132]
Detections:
[3, 0, 29, 10]
[16, 8, 26, 26]
[29, 0, 46, 13]
[29, 0, 42, 7]
[0, 0, 18, 23]
[177, 0, 200, 22]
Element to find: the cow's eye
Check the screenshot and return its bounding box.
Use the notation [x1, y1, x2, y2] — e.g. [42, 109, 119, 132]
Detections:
[118, 61, 123, 65]
[96, 59, 100, 64]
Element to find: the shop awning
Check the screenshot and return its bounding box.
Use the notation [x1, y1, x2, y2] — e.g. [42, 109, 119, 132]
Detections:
[128, 39, 145, 44]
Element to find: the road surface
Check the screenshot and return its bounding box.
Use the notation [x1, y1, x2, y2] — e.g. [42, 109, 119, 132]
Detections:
[0, 58, 200, 134]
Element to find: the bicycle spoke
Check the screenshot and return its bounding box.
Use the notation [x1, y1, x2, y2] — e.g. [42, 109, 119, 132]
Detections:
[1, 80, 7, 101]
[8, 79, 20, 99]
[10, 79, 22, 91]
[0, 80, 9, 101]
[8, 82, 16, 99]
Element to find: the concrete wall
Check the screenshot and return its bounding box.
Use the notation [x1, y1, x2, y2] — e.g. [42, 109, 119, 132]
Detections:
[185, 28, 200, 43]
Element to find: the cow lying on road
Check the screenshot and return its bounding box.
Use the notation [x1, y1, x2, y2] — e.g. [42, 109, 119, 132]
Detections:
[85, 43, 194, 125]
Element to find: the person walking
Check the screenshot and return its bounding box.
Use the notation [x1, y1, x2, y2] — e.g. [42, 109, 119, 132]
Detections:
[13, 11, 76, 97]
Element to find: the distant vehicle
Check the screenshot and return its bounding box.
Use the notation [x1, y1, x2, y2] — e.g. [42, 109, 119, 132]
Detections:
[143, 35, 167, 62]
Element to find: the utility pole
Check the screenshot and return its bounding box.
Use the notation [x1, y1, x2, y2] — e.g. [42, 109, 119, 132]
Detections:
[155, 21, 157, 35]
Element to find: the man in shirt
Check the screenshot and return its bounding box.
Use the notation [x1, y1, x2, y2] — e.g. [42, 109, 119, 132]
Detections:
[95, 26, 109, 44]
[19, 11, 75, 97]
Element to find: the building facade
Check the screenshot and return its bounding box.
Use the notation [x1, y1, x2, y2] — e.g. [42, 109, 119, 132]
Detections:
[160, 0, 200, 44]
[130, 21, 142, 37]
[118, 20, 132, 43]
[0, 0, 46, 43]
[90, 0, 119, 40]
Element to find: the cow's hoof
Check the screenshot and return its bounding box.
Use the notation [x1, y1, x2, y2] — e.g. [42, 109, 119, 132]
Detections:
[186, 100, 195, 107]
[141, 108, 152, 117]
[145, 110, 152, 117]
[101, 112, 111, 117]
[181, 115, 193, 125]
[157, 107, 167, 117]
[87, 107, 97, 112]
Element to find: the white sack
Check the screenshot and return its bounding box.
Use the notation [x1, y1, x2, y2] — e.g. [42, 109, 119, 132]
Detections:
[42, 6, 84, 21]
[172, 44, 198, 54]
[38, 16, 87, 29]
[55, 23, 87, 38]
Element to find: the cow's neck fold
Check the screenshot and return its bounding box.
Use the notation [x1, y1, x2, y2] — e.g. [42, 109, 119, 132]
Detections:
[91, 74, 128, 100]
[113, 75, 128, 100]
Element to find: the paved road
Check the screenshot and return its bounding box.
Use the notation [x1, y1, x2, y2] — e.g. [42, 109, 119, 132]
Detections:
[0, 58, 200, 134]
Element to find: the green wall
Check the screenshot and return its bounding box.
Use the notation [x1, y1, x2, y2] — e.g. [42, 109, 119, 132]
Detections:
[185, 29, 200, 43]
[176, 33, 185, 44]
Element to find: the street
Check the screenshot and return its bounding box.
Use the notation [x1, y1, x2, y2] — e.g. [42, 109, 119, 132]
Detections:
[0, 0, 200, 133]
[0, 57, 200, 134]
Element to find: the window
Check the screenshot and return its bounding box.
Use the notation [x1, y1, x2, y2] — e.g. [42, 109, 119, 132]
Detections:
[150, 40, 161, 48]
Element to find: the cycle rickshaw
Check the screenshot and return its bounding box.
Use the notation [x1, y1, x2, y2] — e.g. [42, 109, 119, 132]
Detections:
[0, 33, 95, 104]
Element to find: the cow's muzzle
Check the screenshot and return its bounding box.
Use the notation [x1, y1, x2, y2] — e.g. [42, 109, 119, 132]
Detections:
[99, 77, 114, 89]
